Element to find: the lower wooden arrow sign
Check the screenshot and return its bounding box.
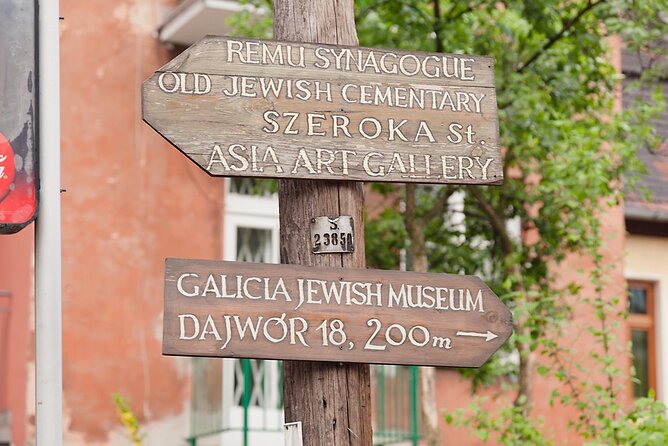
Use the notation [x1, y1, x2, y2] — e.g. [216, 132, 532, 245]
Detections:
[163, 258, 513, 368]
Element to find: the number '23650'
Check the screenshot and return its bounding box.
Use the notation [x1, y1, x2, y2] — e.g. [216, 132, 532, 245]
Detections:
[314, 232, 353, 248]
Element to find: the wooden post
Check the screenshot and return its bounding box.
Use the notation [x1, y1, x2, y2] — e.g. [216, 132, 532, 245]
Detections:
[274, 1, 373, 445]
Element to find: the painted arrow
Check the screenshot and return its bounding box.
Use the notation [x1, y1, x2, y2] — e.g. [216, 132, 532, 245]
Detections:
[456, 331, 499, 342]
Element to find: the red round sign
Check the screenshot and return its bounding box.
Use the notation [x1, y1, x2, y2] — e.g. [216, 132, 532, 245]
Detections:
[0, 132, 16, 202]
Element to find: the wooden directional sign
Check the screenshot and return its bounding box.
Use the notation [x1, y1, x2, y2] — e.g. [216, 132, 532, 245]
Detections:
[143, 36, 501, 185]
[163, 259, 513, 368]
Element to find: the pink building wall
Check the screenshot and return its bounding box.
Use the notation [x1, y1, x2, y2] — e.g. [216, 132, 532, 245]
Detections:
[0, 229, 33, 446]
[1, 2, 638, 445]
[57, 0, 223, 442]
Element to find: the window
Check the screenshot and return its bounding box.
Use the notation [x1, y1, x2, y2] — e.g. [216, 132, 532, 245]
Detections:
[223, 179, 282, 444]
[190, 178, 421, 445]
[628, 281, 657, 398]
[372, 365, 420, 445]
[190, 178, 282, 446]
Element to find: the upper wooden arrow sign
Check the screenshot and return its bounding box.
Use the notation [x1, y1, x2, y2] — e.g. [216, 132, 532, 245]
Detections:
[143, 36, 502, 184]
[163, 259, 513, 368]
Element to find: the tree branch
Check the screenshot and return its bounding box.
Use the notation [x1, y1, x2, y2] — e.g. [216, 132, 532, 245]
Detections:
[432, 0, 444, 53]
[517, 0, 607, 74]
[468, 186, 514, 255]
[405, 184, 429, 271]
[423, 186, 455, 221]
[404, 183, 422, 251]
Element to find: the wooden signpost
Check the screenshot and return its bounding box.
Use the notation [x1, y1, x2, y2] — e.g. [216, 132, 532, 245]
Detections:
[143, 1, 509, 444]
[142, 37, 501, 185]
[163, 259, 513, 368]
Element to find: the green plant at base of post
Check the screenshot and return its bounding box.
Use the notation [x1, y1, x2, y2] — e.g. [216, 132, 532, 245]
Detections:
[113, 394, 144, 446]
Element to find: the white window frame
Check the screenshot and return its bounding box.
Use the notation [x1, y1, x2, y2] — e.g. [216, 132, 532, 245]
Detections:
[221, 179, 283, 444]
[223, 187, 279, 264]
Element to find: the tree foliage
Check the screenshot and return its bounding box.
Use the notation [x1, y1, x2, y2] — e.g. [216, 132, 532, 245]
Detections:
[357, 0, 668, 443]
[228, 0, 668, 443]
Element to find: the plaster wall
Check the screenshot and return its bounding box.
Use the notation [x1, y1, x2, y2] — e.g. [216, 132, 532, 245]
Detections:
[0, 228, 33, 446]
[57, 0, 223, 443]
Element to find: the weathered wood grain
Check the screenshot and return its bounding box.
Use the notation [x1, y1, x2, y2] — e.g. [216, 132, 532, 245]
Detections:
[141, 36, 502, 185]
[274, 2, 372, 442]
[163, 259, 514, 368]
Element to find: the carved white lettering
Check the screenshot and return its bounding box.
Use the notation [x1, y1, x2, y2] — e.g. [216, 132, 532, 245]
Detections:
[158, 72, 179, 93]
[307, 113, 326, 136]
[473, 156, 494, 180]
[359, 117, 382, 139]
[178, 314, 200, 340]
[315, 149, 336, 174]
[199, 315, 223, 340]
[177, 273, 199, 297]
[158, 72, 211, 95]
[291, 149, 317, 174]
[363, 152, 384, 177]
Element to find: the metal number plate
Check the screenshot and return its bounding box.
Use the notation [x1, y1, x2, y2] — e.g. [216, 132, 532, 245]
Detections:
[310, 216, 355, 254]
